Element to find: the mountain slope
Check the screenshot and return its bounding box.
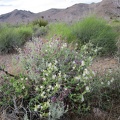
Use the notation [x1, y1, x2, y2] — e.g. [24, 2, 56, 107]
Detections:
[0, 0, 119, 24]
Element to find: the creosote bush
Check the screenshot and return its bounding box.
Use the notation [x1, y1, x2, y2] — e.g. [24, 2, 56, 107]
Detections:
[32, 18, 48, 27]
[0, 24, 32, 54]
[70, 16, 118, 55]
[1, 38, 98, 119]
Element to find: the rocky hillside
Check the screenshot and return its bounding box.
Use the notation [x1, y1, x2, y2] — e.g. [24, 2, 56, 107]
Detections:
[0, 0, 119, 24]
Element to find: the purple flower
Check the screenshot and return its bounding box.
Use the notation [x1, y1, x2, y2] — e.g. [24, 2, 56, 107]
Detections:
[75, 60, 82, 65]
[51, 96, 57, 102]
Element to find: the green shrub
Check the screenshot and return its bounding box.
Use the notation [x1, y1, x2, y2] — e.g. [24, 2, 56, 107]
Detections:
[87, 69, 120, 112]
[0, 25, 32, 54]
[32, 19, 48, 27]
[8, 38, 98, 119]
[47, 23, 74, 41]
[33, 25, 48, 37]
[69, 16, 118, 55]
[0, 27, 19, 53]
[16, 25, 33, 44]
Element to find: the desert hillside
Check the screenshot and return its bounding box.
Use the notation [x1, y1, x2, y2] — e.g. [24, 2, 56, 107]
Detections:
[0, 0, 120, 24]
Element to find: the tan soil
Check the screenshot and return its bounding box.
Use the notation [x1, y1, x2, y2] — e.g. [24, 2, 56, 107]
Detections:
[90, 57, 119, 75]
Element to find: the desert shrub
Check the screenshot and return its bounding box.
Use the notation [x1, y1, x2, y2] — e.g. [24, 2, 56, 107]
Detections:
[0, 25, 32, 54]
[47, 23, 74, 41]
[33, 25, 48, 37]
[16, 25, 33, 43]
[32, 18, 48, 27]
[0, 27, 19, 53]
[69, 16, 118, 55]
[87, 69, 120, 113]
[3, 38, 98, 119]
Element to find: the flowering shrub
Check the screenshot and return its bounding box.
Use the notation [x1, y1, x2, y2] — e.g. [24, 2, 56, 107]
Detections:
[0, 38, 98, 119]
[13, 38, 97, 119]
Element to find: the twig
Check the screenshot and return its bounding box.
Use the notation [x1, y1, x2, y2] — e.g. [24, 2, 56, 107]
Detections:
[13, 96, 19, 114]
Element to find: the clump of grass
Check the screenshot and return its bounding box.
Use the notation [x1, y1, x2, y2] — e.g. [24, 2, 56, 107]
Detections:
[32, 18, 48, 27]
[70, 16, 118, 55]
[0, 24, 32, 54]
[47, 23, 75, 41]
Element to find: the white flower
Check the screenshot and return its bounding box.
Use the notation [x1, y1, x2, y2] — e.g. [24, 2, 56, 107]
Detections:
[43, 96, 47, 98]
[48, 63, 52, 67]
[101, 82, 104, 85]
[34, 107, 37, 112]
[110, 77, 114, 83]
[54, 66, 58, 71]
[64, 88, 68, 91]
[58, 71, 61, 77]
[72, 61, 76, 64]
[64, 74, 67, 78]
[86, 86, 89, 91]
[25, 78, 28, 80]
[85, 76, 89, 80]
[81, 61, 85, 66]
[61, 46, 63, 49]
[40, 86, 43, 89]
[83, 69, 89, 76]
[51, 87, 54, 90]
[72, 66, 75, 70]
[108, 69, 112, 73]
[48, 85, 52, 89]
[56, 83, 60, 88]
[107, 81, 110, 85]
[47, 89, 50, 92]
[46, 102, 50, 106]
[45, 73, 48, 76]
[22, 86, 25, 89]
[63, 43, 67, 47]
[35, 86, 39, 91]
[81, 95, 84, 102]
[49, 44, 52, 47]
[43, 77, 46, 80]
[34, 105, 40, 112]
[75, 76, 80, 80]
[76, 43, 78, 46]
[40, 114, 42, 118]
[55, 60, 58, 64]
[21, 78, 24, 81]
[41, 92, 45, 97]
[52, 75, 56, 79]
[49, 112, 51, 116]
[92, 71, 96, 76]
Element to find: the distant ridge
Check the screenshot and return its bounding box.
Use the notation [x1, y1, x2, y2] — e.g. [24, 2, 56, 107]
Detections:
[0, 0, 119, 24]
